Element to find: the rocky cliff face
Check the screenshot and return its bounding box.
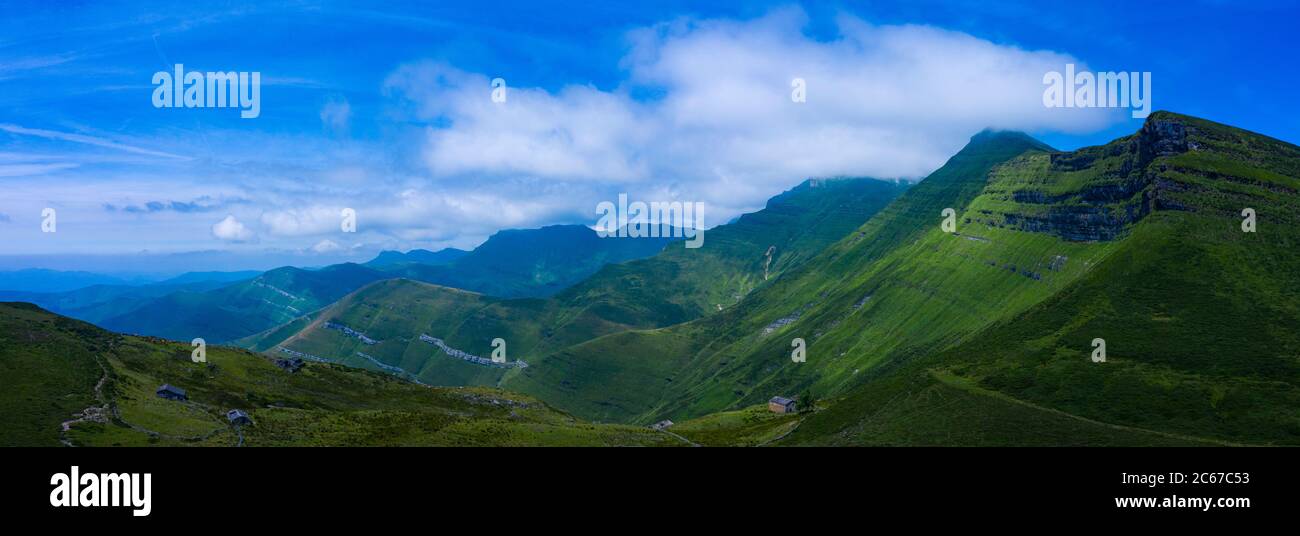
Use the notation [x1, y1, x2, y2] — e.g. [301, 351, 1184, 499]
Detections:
[1140, 116, 1195, 157]
[983, 114, 1201, 242]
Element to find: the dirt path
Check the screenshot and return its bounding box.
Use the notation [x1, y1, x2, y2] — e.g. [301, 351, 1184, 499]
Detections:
[658, 429, 700, 447]
[757, 418, 803, 447]
[60, 354, 243, 446]
[929, 370, 1254, 447]
[59, 359, 111, 447]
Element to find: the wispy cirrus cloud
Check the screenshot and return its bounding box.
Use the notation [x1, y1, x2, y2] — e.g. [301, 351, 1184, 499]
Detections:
[0, 124, 189, 160]
[0, 162, 80, 177]
[0, 53, 80, 80]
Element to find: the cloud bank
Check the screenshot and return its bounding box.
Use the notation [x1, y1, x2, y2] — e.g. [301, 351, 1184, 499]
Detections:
[384, 8, 1117, 222]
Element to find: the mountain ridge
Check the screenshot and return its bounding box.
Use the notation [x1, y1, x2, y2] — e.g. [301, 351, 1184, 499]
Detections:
[253, 177, 910, 387]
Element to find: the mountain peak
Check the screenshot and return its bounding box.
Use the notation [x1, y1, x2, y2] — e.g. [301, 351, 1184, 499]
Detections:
[966, 129, 1054, 153]
[363, 248, 469, 268]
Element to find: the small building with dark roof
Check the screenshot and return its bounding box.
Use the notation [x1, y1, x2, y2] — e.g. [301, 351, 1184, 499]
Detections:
[650, 419, 674, 431]
[156, 384, 187, 401]
[226, 409, 253, 426]
[768, 396, 796, 414]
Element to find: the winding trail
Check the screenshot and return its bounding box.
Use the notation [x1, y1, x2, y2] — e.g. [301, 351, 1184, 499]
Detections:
[658, 429, 700, 447]
[929, 370, 1254, 447]
[757, 418, 803, 447]
[61, 356, 232, 445]
[59, 359, 110, 447]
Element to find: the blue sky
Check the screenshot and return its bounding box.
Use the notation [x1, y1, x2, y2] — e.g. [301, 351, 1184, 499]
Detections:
[1, 0, 1296, 274]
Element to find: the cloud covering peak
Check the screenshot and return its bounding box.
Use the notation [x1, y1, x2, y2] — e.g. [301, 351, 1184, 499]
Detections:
[385, 8, 1115, 221]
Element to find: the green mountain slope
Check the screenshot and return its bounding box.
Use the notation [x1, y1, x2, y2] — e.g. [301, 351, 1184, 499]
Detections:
[99, 263, 388, 343]
[564, 178, 912, 318]
[89, 225, 676, 345]
[363, 248, 469, 268]
[503, 129, 1060, 423]
[393, 225, 677, 298]
[785, 112, 1300, 446]
[513, 112, 1300, 447]
[257, 178, 908, 386]
[0, 303, 677, 447]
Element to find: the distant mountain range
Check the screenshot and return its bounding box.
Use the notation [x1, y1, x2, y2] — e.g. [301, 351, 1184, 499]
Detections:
[363, 248, 469, 268]
[0, 271, 262, 323]
[0, 269, 156, 293]
[249, 177, 908, 387]
[40, 224, 677, 343]
[390, 224, 679, 298]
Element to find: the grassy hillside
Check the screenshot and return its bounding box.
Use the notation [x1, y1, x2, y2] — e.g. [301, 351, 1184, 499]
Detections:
[504, 129, 1061, 423]
[393, 224, 677, 299]
[515, 112, 1300, 447]
[258, 178, 908, 386]
[777, 368, 1214, 446]
[508, 113, 1300, 449]
[0, 303, 677, 447]
[563, 177, 911, 318]
[879, 113, 1300, 445]
[0, 303, 109, 446]
[669, 405, 802, 446]
[99, 263, 388, 343]
[87, 225, 678, 345]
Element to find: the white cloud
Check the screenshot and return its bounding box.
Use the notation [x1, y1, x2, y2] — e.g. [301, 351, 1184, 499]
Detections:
[260, 206, 342, 237]
[320, 98, 351, 135]
[211, 215, 254, 242]
[385, 8, 1120, 223]
[385, 65, 651, 182]
[310, 239, 342, 253]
